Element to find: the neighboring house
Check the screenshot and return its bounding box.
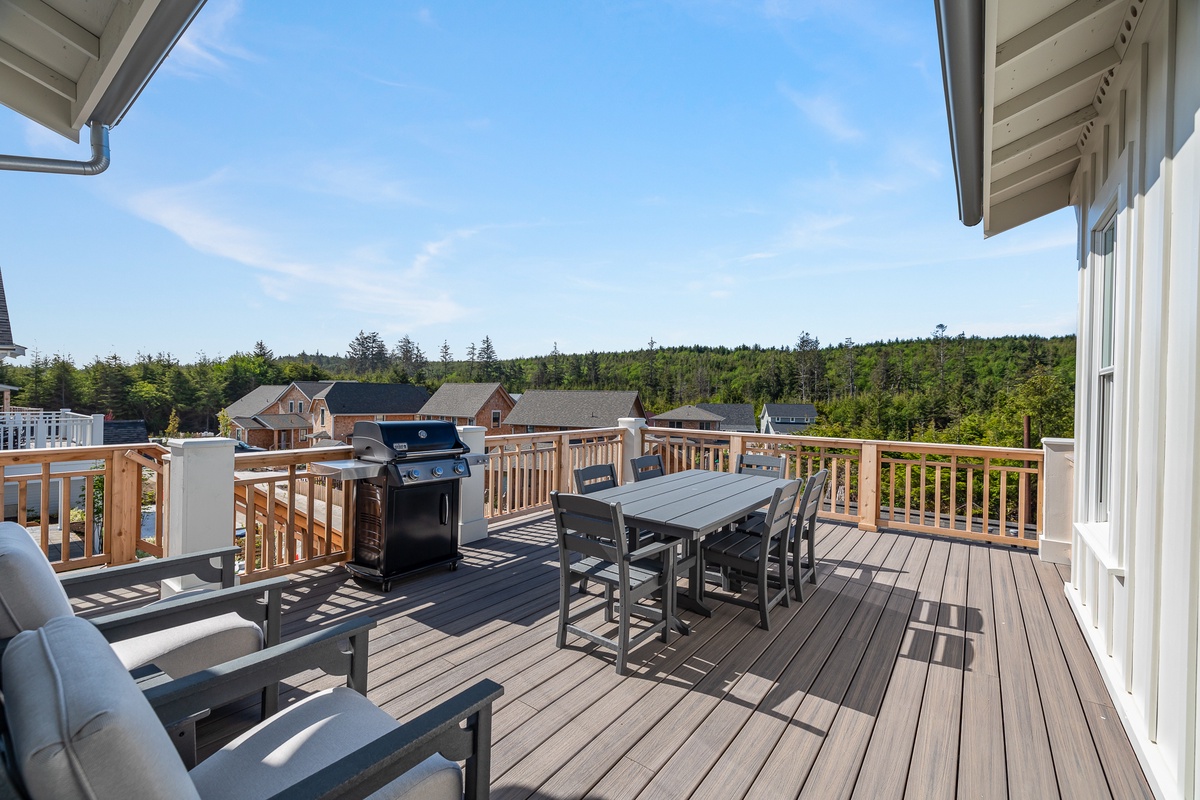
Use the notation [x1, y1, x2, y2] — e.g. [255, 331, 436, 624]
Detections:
[651, 405, 725, 431]
[503, 390, 645, 433]
[417, 383, 518, 433]
[696, 403, 757, 432]
[937, 1, 1198, 794]
[0, 268, 26, 361]
[309, 382, 431, 445]
[223, 385, 287, 449]
[760, 404, 818, 435]
[652, 402, 757, 432]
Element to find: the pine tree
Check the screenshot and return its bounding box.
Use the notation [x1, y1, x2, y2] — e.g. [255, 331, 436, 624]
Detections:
[478, 336, 499, 381]
[465, 342, 477, 381]
[346, 331, 388, 374]
[439, 340, 453, 376]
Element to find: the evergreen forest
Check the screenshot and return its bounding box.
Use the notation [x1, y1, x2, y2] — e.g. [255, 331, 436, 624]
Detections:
[2, 328, 1075, 448]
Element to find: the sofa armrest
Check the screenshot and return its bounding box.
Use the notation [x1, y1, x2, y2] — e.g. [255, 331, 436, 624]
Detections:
[90, 576, 288, 647]
[144, 617, 377, 725]
[267, 679, 504, 800]
[59, 546, 240, 595]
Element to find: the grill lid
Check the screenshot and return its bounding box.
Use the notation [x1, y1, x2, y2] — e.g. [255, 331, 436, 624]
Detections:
[352, 420, 470, 462]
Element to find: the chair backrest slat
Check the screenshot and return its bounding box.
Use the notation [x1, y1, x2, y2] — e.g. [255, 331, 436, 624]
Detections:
[629, 454, 664, 482]
[760, 480, 802, 560]
[552, 491, 628, 564]
[574, 463, 618, 494]
[735, 453, 786, 479]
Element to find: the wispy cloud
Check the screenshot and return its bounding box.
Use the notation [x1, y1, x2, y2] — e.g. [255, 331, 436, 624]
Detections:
[304, 161, 425, 205]
[414, 8, 438, 27]
[125, 177, 470, 329]
[779, 83, 863, 142]
[170, 0, 255, 75]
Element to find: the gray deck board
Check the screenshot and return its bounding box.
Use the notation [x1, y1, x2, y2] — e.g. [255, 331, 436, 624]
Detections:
[138, 511, 1154, 799]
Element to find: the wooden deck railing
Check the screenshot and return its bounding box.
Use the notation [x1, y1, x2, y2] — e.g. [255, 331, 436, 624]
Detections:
[233, 445, 354, 581]
[643, 427, 1043, 548]
[1, 443, 168, 571]
[481, 429, 625, 519]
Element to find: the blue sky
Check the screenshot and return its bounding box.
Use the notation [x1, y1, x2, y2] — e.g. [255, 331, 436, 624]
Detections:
[0, 0, 1078, 365]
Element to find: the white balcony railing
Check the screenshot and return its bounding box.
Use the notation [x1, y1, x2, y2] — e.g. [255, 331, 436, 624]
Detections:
[0, 410, 103, 449]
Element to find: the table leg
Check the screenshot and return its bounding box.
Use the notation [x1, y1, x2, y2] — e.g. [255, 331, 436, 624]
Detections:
[676, 538, 715, 619]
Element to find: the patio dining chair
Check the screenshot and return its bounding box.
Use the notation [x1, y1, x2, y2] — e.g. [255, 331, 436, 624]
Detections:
[552, 491, 676, 675]
[630, 454, 665, 482]
[735, 452, 787, 478]
[0, 614, 502, 800]
[574, 463, 618, 494]
[699, 479, 802, 630]
[737, 469, 828, 601]
[0, 522, 285, 713]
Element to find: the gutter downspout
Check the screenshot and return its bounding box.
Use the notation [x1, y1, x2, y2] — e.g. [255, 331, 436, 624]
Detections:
[0, 123, 110, 176]
[934, 0, 985, 227]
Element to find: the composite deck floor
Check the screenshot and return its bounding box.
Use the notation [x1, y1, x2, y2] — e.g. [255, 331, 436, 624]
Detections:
[92, 514, 1152, 800]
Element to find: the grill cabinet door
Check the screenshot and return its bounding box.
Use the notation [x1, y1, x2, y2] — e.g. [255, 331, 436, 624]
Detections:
[384, 481, 458, 574]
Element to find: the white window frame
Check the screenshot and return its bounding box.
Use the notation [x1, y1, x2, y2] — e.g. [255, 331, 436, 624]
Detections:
[492, 410, 501, 428]
[1091, 213, 1117, 523]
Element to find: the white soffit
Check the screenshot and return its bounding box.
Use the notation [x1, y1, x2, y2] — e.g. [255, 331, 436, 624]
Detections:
[982, 0, 1144, 236]
[0, 0, 203, 142]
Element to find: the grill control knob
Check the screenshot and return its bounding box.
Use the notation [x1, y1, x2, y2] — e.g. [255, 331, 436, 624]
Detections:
[453, 463, 466, 475]
[432, 466, 444, 477]
[408, 468, 422, 480]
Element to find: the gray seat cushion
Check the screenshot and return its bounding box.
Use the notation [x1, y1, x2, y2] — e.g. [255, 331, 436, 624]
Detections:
[1, 616, 201, 800]
[0, 521, 74, 639]
[109, 611, 264, 678]
[189, 687, 463, 800]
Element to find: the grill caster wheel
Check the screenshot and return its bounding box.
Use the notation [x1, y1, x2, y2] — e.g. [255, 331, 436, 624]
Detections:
[449, 562, 459, 571]
[381, 581, 392, 592]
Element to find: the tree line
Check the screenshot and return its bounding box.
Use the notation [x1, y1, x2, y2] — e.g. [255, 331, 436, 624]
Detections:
[2, 327, 1075, 447]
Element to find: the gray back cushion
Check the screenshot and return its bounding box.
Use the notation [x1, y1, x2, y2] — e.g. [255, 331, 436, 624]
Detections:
[0, 522, 73, 639]
[1, 616, 201, 800]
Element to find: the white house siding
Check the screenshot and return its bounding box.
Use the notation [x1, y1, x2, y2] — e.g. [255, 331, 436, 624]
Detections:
[1069, 1, 1200, 796]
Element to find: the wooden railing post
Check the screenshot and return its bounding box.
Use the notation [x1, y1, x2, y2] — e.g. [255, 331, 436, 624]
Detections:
[728, 434, 745, 472]
[859, 441, 880, 532]
[108, 449, 143, 565]
[556, 433, 573, 493]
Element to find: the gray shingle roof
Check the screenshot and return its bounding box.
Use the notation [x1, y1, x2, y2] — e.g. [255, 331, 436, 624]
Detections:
[315, 382, 430, 415]
[251, 413, 310, 430]
[762, 403, 818, 418]
[419, 383, 505, 417]
[504, 390, 644, 429]
[654, 405, 725, 423]
[291, 381, 336, 400]
[696, 403, 757, 431]
[103, 420, 149, 444]
[224, 385, 287, 419]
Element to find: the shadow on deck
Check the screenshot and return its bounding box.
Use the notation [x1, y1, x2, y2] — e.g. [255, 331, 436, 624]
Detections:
[93, 514, 1154, 800]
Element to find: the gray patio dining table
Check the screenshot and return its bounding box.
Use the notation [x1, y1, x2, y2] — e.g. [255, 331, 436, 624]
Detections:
[587, 468, 794, 632]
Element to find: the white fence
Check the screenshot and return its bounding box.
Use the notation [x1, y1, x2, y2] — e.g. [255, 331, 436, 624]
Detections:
[0, 410, 104, 449]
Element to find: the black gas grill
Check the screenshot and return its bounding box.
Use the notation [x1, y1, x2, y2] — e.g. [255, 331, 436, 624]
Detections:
[326, 421, 471, 591]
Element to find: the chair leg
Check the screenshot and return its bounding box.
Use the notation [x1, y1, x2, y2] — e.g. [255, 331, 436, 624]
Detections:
[758, 568, 771, 630]
[556, 571, 570, 649]
[604, 585, 615, 622]
[616, 598, 630, 675]
[660, 559, 675, 643]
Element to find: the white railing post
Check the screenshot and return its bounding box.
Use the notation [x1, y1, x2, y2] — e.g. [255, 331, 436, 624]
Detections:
[617, 418, 647, 483]
[1041, 438, 1074, 565]
[162, 437, 237, 596]
[90, 414, 105, 446]
[458, 425, 488, 544]
[35, 416, 47, 448]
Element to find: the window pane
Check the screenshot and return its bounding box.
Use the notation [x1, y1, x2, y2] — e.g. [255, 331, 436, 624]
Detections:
[1101, 221, 1116, 368]
[1096, 373, 1113, 522]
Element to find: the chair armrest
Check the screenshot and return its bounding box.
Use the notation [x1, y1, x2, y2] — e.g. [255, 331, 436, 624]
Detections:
[629, 539, 676, 562]
[90, 576, 288, 646]
[59, 546, 240, 596]
[267, 679, 505, 800]
[144, 617, 377, 726]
